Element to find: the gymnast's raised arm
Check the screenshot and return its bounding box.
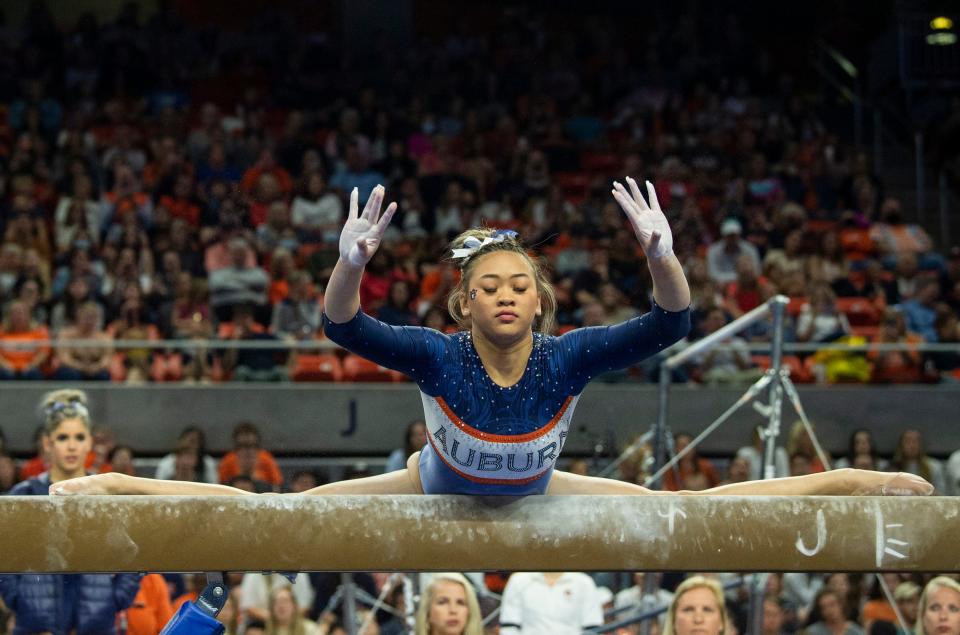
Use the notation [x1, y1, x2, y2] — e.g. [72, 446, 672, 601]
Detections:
[611, 177, 690, 312]
[324, 184, 396, 323]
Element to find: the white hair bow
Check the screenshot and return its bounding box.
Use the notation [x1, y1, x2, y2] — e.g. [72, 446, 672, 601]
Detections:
[450, 230, 518, 261]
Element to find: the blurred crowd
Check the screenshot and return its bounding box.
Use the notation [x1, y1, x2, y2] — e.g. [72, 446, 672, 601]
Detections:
[0, 2, 956, 385]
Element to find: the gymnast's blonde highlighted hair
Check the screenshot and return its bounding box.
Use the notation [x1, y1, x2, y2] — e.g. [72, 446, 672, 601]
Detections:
[446, 228, 557, 335]
[39, 389, 91, 434]
[414, 573, 483, 635]
[663, 575, 730, 635]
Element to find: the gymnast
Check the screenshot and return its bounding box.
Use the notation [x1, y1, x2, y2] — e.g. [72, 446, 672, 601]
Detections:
[53, 179, 932, 498]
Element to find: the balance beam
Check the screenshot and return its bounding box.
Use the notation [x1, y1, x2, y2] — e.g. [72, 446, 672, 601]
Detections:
[1, 495, 957, 573]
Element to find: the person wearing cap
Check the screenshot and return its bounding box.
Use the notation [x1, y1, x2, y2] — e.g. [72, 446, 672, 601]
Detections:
[706, 218, 761, 284]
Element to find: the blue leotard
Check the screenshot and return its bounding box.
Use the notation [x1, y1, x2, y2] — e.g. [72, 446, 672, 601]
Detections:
[322, 304, 689, 495]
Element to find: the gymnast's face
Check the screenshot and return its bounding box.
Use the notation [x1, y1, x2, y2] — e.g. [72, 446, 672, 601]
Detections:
[44, 418, 92, 479]
[462, 251, 541, 344]
[673, 587, 723, 635]
[923, 585, 960, 635]
[428, 580, 469, 635]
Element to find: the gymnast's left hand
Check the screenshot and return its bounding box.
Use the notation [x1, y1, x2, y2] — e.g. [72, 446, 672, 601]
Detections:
[611, 176, 674, 260]
[49, 473, 122, 496]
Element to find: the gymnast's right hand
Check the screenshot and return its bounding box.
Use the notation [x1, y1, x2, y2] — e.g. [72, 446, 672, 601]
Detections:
[339, 185, 397, 267]
[49, 473, 123, 496]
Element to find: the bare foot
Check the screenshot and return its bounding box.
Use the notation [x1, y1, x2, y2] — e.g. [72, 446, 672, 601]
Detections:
[851, 471, 934, 496]
[49, 473, 121, 496]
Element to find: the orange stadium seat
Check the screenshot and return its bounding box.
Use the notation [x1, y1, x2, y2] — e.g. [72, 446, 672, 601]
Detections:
[292, 353, 343, 382]
[342, 354, 394, 382]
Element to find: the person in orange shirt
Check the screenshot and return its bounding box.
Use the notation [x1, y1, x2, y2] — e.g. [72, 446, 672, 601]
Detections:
[218, 422, 283, 489]
[171, 575, 206, 613]
[662, 432, 720, 491]
[124, 573, 174, 635]
[0, 300, 50, 379]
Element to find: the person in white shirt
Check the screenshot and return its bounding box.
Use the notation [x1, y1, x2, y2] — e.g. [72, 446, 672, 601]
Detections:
[500, 572, 603, 635]
[291, 172, 344, 244]
[890, 428, 947, 494]
[736, 426, 790, 480]
[239, 573, 314, 625]
[154, 426, 219, 483]
[614, 572, 674, 631]
[706, 218, 760, 284]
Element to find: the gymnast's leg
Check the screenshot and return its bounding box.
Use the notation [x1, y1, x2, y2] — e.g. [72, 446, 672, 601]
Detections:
[301, 452, 424, 495]
[546, 469, 934, 496]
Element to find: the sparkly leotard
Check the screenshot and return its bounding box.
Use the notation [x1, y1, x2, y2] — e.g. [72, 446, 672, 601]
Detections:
[322, 304, 689, 495]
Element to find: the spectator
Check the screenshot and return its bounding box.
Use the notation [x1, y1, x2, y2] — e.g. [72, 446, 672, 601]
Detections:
[722, 455, 752, 485]
[271, 271, 320, 340]
[218, 422, 284, 488]
[0, 300, 50, 380]
[869, 198, 936, 267]
[292, 172, 343, 245]
[736, 426, 790, 480]
[55, 302, 113, 381]
[104, 445, 136, 476]
[662, 432, 720, 491]
[927, 305, 960, 380]
[385, 420, 427, 473]
[54, 173, 103, 254]
[166, 274, 215, 382]
[13, 276, 49, 325]
[109, 284, 155, 383]
[861, 574, 903, 631]
[224, 305, 289, 382]
[892, 581, 920, 634]
[916, 577, 960, 635]
[868, 309, 927, 383]
[803, 588, 864, 635]
[890, 428, 946, 494]
[209, 237, 269, 322]
[102, 162, 152, 229]
[786, 421, 826, 473]
[0, 454, 18, 493]
[0, 243, 24, 297]
[50, 275, 104, 336]
[256, 202, 298, 256]
[613, 573, 673, 632]
[289, 470, 326, 493]
[663, 576, 730, 635]
[797, 284, 851, 344]
[125, 573, 174, 635]
[414, 572, 484, 635]
[328, 140, 385, 203]
[499, 572, 602, 635]
[763, 596, 790, 635]
[896, 278, 940, 343]
[377, 280, 418, 326]
[0, 389, 142, 635]
[833, 429, 888, 471]
[707, 218, 761, 284]
[239, 576, 314, 629]
[694, 308, 762, 385]
[266, 585, 322, 635]
[153, 427, 217, 483]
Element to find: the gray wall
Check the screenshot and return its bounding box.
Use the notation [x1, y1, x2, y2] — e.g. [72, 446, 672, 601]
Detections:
[3, 384, 958, 457]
